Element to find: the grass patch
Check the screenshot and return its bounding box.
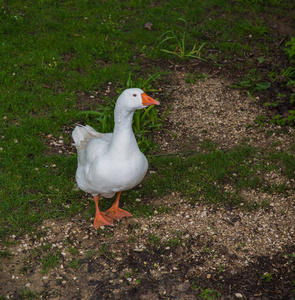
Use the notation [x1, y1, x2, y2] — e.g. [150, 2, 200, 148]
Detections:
[0, 0, 294, 242]
[158, 18, 206, 60]
[19, 289, 38, 300]
[0, 250, 13, 259]
[125, 145, 295, 213]
[41, 250, 61, 274]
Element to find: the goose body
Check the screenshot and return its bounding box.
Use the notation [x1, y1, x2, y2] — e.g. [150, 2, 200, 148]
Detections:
[72, 88, 160, 228]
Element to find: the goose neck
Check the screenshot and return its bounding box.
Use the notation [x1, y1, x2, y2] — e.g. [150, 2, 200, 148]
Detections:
[114, 106, 134, 131]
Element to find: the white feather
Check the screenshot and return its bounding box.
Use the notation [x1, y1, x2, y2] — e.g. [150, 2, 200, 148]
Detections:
[72, 88, 153, 199]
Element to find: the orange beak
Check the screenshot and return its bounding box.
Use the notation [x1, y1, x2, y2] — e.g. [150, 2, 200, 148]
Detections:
[141, 93, 160, 106]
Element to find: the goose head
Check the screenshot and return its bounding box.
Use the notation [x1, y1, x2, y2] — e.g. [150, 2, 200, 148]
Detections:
[116, 88, 160, 112]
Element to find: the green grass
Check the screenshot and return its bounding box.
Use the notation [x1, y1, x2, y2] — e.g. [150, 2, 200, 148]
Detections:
[1, 0, 295, 241]
[123, 145, 294, 213]
[41, 250, 61, 274]
[158, 18, 206, 60]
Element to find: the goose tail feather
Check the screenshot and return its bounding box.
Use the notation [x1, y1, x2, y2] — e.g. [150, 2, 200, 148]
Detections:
[72, 124, 103, 151]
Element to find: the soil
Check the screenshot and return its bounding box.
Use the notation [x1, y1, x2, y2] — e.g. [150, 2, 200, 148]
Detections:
[1, 67, 295, 300]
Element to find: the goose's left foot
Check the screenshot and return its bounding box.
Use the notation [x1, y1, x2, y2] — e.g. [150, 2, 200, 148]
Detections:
[104, 191, 132, 221]
[105, 206, 132, 221]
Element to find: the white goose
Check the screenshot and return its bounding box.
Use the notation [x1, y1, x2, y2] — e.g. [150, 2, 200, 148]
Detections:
[72, 88, 160, 229]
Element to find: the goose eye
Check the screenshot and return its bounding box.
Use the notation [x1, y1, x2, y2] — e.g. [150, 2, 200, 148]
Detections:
[133, 94, 137, 97]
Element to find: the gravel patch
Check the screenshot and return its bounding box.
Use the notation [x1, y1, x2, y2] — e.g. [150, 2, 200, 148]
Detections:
[157, 72, 295, 153]
[1, 72, 294, 299]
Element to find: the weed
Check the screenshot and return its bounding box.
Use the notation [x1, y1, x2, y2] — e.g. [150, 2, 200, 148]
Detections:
[41, 251, 61, 274]
[0, 250, 13, 259]
[199, 140, 217, 151]
[185, 73, 210, 84]
[68, 246, 79, 256]
[85, 249, 96, 259]
[202, 246, 212, 253]
[68, 258, 81, 270]
[158, 18, 205, 60]
[199, 288, 222, 299]
[165, 238, 182, 248]
[120, 72, 163, 93]
[231, 68, 271, 97]
[281, 66, 295, 82]
[284, 37, 295, 63]
[218, 264, 225, 273]
[271, 111, 295, 127]
[266, 65, 295, 127]
[236, 242, 249, 252]
[261, 272, 273, 282]
[77, 101, 115, 134]
[20, 289, 37, 300]
[128, 235, 136, 243]
[254, 115, 268, 127]
[148, 233, 161, 246]
[125, 271, 133, 278]
[40, 242, 52, 251]
[98, 244, 111, 257]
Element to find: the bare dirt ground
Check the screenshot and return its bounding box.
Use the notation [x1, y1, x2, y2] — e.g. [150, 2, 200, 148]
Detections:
[1, 72, 295, 299]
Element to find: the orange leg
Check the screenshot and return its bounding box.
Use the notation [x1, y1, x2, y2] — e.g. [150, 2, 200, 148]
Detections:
[104, 191, 133, 221]
[93, 196, 113, 229]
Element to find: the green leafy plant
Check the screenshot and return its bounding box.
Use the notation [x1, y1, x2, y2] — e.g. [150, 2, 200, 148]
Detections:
[271, 110, 295, 127]
[77, 100, 115, 133]
[265, 65, 295, 127]
[218, 264, 225, 273]
[158, 18, 206, 60]
[284, 37, 295, 63]
[281, 66, 295, 81]
[199, 288, 222, 299]
[77, 74, 170, 152]
[165, 238, 182, 247]
[254, 115, 267, 127]
[123, 72, 163, 93]
[268, 67, 295, 84]
[261, 272, 273, 282]
[231, 68, 271, 97]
